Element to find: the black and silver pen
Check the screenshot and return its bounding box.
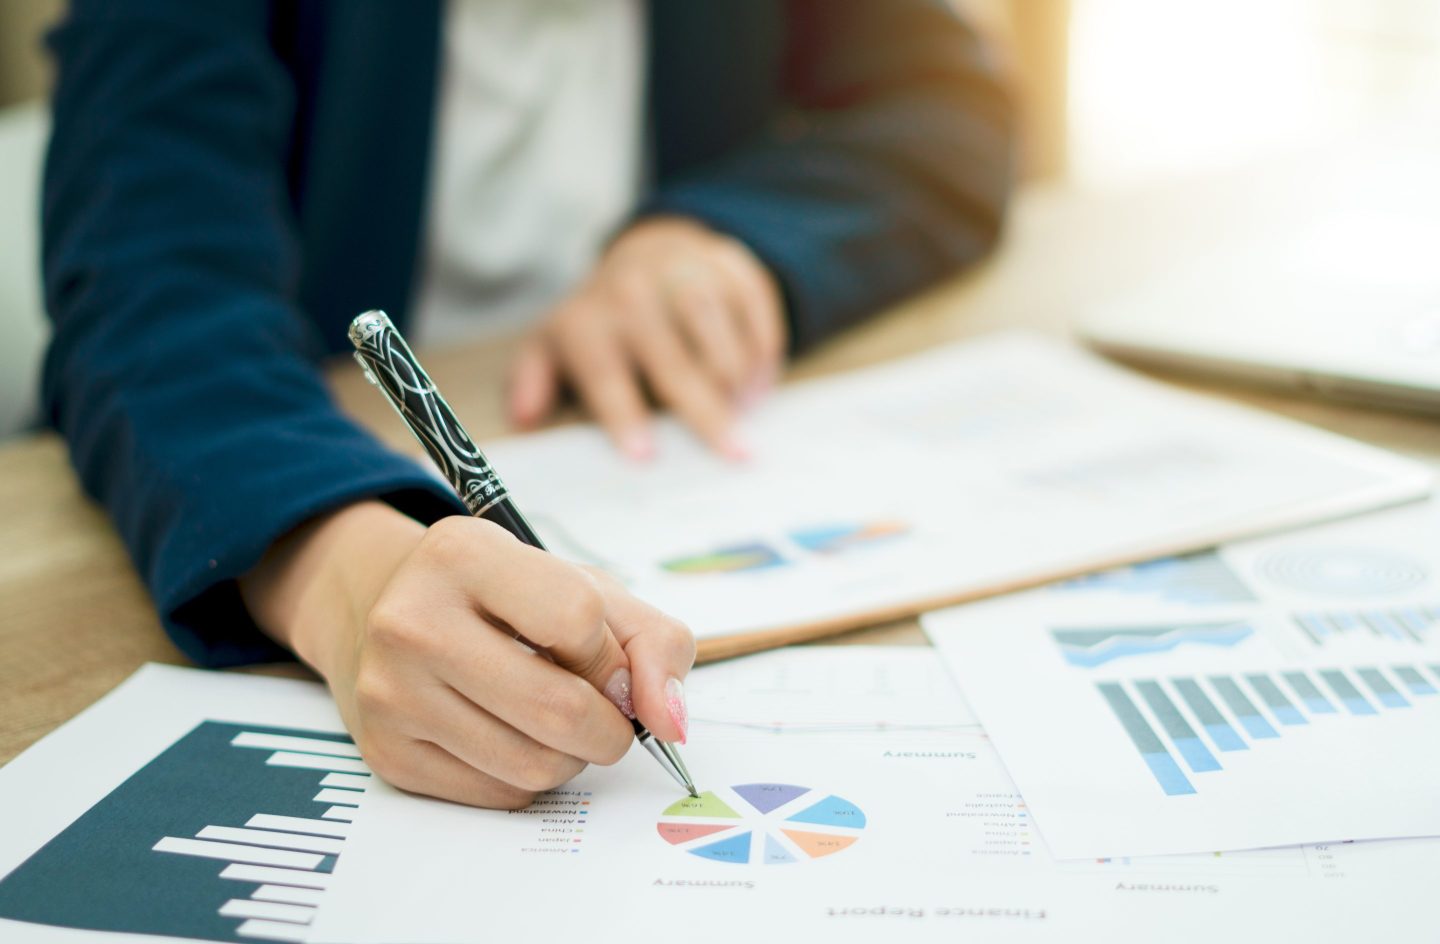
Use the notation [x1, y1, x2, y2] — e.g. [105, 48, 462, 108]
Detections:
[348, 310, 698, 798]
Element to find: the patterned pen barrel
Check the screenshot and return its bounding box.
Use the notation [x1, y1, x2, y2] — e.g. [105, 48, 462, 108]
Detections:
[348, 310, 541, 544]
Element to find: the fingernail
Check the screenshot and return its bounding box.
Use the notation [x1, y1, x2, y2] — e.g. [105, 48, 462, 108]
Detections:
[720, 432, 751, 463]
[603, 667, 636, 719]
[620, 429, 655, 462]
[664, 677, 689, 744]
[739, 380, 767, 412]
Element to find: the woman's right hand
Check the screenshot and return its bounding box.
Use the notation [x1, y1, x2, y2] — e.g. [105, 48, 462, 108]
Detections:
[239, 501, 696, 809]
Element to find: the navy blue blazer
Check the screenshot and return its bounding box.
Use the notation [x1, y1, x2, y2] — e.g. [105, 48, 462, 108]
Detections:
[42, 0, 1015, 666]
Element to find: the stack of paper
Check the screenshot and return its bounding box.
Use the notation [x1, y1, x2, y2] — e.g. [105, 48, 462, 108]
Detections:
[481, 333, 1431, 658]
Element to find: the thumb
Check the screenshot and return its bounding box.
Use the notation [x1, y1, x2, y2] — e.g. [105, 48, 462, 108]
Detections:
[531, 571, 633, 719]
[590, 569, 697, 743]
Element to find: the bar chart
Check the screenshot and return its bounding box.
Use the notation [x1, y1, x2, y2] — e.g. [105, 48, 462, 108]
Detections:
[1097, 665, 1440, 796]
[0, 721, 370, 943]
[1292, 605, 1438, 646]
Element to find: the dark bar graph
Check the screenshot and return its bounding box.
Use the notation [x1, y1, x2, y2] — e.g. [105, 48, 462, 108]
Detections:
[1245, 674, 1307, 725]
[1319, 670, 1378, 715]
[1282, 671, 1337, 714]
[1097, 683, 1196, 796]
[1356, 668, 1409, 708]
[1135, 681, 1222, 773]
[1171, 677, 1248, 751]
[1392, 666, 1436, 696]
[1209, 676, 1279, 738]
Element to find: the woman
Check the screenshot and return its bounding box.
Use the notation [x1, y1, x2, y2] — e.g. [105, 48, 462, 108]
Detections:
[41, 0, 1014, 808]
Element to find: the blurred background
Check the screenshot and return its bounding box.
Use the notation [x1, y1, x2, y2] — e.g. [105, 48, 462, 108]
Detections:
[1, 0, 1437, 438]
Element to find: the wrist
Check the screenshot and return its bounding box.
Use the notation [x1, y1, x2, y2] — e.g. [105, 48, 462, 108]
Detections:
[240, 500, 425, 679]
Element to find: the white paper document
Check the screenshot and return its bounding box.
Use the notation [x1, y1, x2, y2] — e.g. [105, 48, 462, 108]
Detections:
[0, 666, 369, 944]
[309, 648, 1435, 944]
[481, 333, 1430, 643]
[2, 653, 1436, 943]
[923, 501, 1440, 860]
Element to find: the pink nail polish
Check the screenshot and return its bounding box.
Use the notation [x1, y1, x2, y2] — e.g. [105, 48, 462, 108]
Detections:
[603, 668, 636, 719]
[621, 430, 655, 462]
[664, 677, 689, 744]
[721, 432, 751, 463]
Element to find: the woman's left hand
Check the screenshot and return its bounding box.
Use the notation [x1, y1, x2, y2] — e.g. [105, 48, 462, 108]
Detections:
[506, 216, 787, 461]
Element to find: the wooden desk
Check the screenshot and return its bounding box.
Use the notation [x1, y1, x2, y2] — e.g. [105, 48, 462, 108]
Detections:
[3, 164, 1437, 767]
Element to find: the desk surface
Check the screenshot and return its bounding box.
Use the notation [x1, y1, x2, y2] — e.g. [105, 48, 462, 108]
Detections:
[3, 160, 1437, 767]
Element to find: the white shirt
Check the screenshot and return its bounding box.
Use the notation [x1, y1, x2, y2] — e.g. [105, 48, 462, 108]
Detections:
[413, 0, 646, 344]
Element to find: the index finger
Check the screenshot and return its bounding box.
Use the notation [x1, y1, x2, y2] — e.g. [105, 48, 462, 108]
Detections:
[620, 299, 743, 459]
[550, 307, 655, 460]
[711, 237, 787, 372]
[422, 518, 633, 702]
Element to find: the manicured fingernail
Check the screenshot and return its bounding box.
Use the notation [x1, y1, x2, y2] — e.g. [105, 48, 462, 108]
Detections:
[720, 432, 751, 463]
[603, 667, 636, 719]
[620, 429, 654, 461]
[664, 677, 689, 744]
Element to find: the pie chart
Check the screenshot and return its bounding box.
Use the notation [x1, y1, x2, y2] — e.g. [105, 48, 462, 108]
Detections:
[656, 783, 865, 865]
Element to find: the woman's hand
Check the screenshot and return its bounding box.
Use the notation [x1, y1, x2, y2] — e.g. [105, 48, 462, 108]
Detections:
[507, 216, 787, 460]
[240, 501, 695, 809]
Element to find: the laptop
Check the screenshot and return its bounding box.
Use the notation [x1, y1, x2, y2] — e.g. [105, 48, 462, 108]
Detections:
[1079, 214, 1440, 414]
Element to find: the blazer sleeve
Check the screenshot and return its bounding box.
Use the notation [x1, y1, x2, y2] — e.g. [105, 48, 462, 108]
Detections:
[643, 0, 1017, 352]
[41, 1, 463, 667]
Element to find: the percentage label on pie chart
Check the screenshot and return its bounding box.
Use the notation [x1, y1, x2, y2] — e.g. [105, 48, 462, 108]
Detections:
[656, 783, 865, 865]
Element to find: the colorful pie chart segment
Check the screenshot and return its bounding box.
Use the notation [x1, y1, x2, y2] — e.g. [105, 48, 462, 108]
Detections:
[764, 834, 798, 864]
[782, 829, 858, 859]
[655, 783, 864, 865]
[789, 521, 909, 555]
[661, 543, 786, 575]
[689, 831, 752, 863]
[733, 782, 809, 814]
[662, 792, 741, 818]
[786, 794, 867, 828]
[656, 822, 735, 845]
